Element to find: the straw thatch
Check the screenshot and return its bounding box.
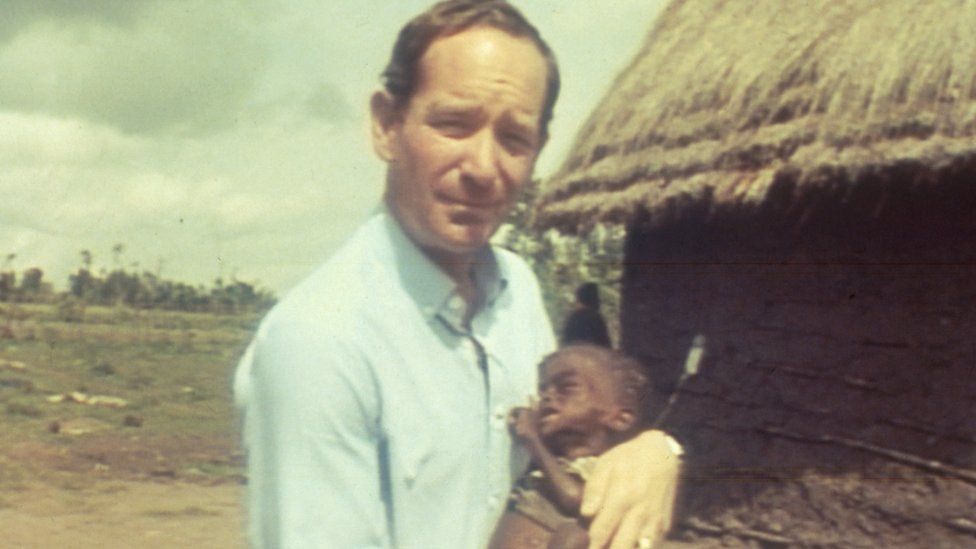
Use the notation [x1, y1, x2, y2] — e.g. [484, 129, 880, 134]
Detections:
[536, 0, 976, 232]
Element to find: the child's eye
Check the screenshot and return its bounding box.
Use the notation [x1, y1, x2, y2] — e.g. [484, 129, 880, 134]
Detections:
[558, 382, 579, 394]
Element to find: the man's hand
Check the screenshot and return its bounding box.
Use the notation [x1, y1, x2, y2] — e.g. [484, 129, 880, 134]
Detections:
[580, 430, 681, 549]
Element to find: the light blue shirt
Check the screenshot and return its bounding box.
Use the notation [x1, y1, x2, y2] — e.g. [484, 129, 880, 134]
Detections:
[235, 208, 556, 548]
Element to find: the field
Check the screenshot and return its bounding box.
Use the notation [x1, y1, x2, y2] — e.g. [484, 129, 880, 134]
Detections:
[0, 302, 708, 548]
[0, 303, 253, 548]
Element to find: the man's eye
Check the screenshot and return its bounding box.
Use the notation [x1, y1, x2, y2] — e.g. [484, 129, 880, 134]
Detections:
[431, 118, 470, 135]
[500, 132, 533, 153]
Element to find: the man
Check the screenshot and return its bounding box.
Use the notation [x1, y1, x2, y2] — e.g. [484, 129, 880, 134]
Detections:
[235, 1, 681, 547]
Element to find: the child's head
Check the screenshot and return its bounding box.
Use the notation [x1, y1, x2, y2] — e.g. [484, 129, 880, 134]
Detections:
[536, 344, 648, 456]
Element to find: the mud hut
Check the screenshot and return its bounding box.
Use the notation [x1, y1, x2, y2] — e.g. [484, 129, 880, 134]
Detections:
[536, 0, 976, 546]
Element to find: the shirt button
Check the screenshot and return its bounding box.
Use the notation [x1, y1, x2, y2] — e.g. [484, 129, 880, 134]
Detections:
[487, 495, 501, 508]
[492, 406, 507, 429]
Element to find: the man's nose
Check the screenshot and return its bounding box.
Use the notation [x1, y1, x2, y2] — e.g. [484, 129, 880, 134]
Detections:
[459, 130, 498, 188]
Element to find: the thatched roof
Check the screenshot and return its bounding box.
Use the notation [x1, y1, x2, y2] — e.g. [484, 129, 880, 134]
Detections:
[535, 0, 976, 233]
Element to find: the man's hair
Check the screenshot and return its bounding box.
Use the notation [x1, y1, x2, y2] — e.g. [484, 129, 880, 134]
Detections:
[381, 0, 560, 141]
[541, 344, 650, 424]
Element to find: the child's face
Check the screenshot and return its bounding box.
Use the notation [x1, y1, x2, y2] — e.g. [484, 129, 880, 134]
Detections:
[536, 353, 621, 440]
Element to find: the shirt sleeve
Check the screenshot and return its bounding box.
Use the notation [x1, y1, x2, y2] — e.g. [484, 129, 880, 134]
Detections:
[242, 314, 389, 548]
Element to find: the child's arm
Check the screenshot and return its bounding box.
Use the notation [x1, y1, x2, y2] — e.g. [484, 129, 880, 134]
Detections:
[509, 406, 585, 516]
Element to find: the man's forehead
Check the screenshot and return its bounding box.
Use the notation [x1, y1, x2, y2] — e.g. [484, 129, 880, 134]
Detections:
[418, 27, 547, 89]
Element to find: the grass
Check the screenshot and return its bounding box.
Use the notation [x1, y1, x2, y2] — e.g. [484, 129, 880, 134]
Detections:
[0, 303, 258, 487]
[5, 402, 44, 418]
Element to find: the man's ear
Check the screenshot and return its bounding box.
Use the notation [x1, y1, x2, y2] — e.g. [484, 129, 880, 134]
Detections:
[370, 90, 401, 162]
[606, 408, 636, 433]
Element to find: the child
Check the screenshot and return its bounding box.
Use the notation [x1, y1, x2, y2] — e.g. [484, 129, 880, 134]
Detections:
[488, 344, 649, 549]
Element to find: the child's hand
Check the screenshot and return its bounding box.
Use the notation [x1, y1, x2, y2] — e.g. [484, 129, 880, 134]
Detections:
[507, 403, 541, 446]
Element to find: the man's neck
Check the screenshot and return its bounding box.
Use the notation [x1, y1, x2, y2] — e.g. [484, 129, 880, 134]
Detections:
[382, 204, 491, 325]
[423, 246, 482, 325]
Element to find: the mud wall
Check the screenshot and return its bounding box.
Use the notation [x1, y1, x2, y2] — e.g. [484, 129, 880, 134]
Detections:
[622, 220, 976, 547]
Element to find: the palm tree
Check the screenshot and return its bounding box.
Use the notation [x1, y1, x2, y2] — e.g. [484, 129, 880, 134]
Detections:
[112, 243, 125, 271]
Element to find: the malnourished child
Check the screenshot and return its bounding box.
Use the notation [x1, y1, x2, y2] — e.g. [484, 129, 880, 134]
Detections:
[488, 344, 650, 549]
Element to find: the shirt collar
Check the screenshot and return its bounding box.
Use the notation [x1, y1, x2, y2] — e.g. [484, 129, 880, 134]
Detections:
[375, 205, 508, 329]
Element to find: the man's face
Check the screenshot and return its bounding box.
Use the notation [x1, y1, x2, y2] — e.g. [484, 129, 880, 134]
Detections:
[537, 353, 620, 441]
[373, 26, 548, 258]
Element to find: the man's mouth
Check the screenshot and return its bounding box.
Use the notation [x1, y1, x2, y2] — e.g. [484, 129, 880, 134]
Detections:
[449, 209, 490, 225]
[445, 200, 504, 227]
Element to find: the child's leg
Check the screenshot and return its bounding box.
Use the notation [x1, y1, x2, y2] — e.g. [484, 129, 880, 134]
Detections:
[547, 522, 589, 549]
[488, 511, 553, 549]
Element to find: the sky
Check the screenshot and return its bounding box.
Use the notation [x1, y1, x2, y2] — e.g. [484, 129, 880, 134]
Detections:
[0, 0, 663, 295]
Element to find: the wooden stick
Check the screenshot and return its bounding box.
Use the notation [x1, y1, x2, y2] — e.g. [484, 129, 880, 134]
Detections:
[761, 426, 976, 486]
[683, 517, 796, 545]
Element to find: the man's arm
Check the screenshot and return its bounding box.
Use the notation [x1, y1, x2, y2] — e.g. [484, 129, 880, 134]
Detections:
[580, 431, 682, 549]
[242, 316, 390, 548]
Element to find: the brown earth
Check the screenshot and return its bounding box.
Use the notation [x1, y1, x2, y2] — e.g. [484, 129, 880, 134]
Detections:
[0, 433, 246, 548]
[0, 480, 244, 549]
[0, 305, 254, 548]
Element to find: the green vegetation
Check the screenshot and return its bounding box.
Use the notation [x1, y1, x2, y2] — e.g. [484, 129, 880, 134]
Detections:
[1, 246, 275, 317]
[497, 181, 626, 342]
[0, 302, 257, 487]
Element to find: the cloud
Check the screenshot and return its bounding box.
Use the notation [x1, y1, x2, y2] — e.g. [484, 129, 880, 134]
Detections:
[305, 83, 355, 123]
[0, 1, 270, 136]
[0, 0, 664, 296]
[0, 103, 383, 293]
[0, 1, 147, 43]
[0, 111, 143, 166]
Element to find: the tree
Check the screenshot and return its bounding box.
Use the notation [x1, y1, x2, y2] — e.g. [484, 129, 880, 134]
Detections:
[111, 243, 125, 270]
[0, 254, 16, 302]
[495, 179, 626, 340]
[20, 268, 43, 294]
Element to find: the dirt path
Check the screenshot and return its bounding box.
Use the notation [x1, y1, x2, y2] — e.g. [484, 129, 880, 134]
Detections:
[0, 480, 245, 548]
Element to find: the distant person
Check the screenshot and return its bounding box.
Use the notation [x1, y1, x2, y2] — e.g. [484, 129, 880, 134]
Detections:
[489, 345, 664, 549]
[561, 282, 611, 347]
[234, 2, 682, 547]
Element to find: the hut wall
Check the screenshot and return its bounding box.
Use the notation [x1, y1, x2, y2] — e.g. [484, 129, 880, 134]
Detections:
[622, 219, 976, 547]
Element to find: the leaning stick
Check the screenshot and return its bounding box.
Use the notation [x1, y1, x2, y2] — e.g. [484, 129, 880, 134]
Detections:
[761, 426, 976, 486]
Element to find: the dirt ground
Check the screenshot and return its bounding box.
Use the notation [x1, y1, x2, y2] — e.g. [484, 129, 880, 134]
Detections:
[0, 438, 708, 549]
[0, 480, 245, 549]
[0, 306, 255, 548]
[0, 431, 247, 548]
